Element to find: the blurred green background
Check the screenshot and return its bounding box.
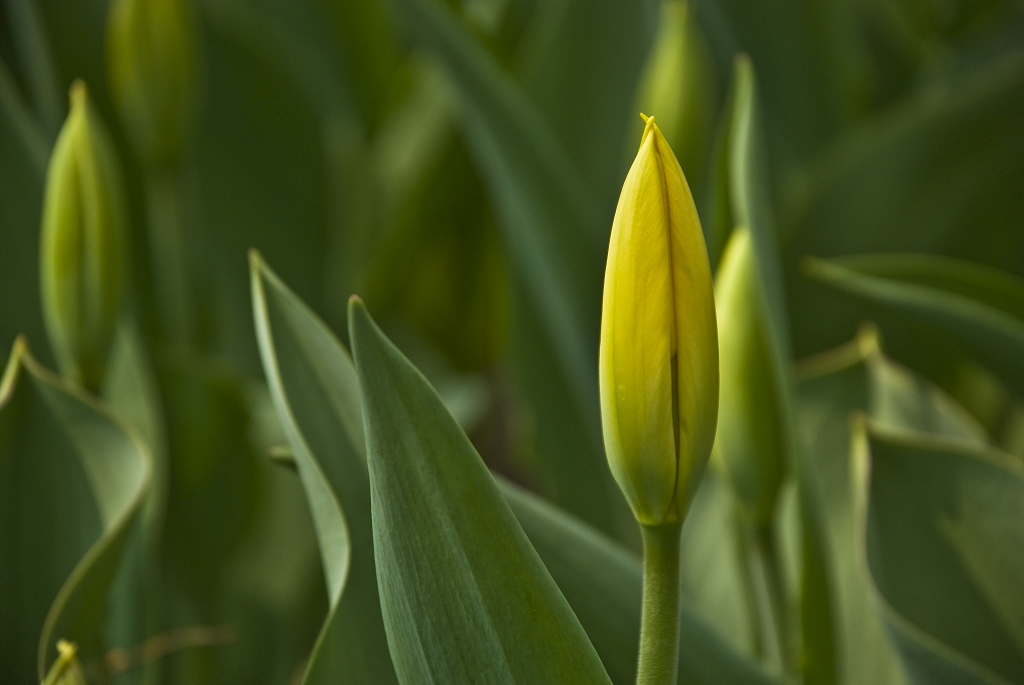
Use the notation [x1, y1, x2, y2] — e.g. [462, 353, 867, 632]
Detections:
[2, 0, 1024, 683]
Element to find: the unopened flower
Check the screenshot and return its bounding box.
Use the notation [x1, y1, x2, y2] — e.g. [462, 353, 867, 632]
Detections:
[40, 81, 126, 391]
[107, 0, 198, 167]
[714, 227, 784, 526]
[599, 114, 718, 526]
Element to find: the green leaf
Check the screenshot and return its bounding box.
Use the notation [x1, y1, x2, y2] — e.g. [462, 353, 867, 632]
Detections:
[854, 423, 1024, 684]
[0, 338, 151, 681]
[502, 477, 782, 685]
[786, 48, 1024, 356]
[515, 0, 658, 204]
[698, 0, 859, 165]
[250, 252, 397, 685]
[803, 254, 1024, 396]
[253, 259, 775, 684]
[348, 297, 612, 684]
[190, 2, 338, 365]
[388, 0, 623, 533]
[797, 326, 990, 685]
[724, 56, 826, 681]
[0, 60, 49, 368]
[678, 470, 759, 658]
[791, 48, 1024, 259]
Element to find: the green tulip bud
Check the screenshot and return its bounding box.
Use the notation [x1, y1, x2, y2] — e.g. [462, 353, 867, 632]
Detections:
[635, 0, 714, 180]
[40, 81, 126, 391]
[713, 227, 785, 526]
[599, 114, 719, 526]
[106, 0, 198, 167]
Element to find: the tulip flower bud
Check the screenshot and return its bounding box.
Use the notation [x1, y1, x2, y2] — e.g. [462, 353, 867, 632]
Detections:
[599, 114, 718, 526]
[635, 0, 714, 180]
[713, 227, 785, 527]
[106, 0, 198, 167]
[40, 81, 126, 391]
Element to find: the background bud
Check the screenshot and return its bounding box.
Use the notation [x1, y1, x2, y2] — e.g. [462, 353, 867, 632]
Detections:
[600, 115, 718, 526]
[40, 81, 126, 391]
[713, 227, 785, 527]
[635, 0, 715, 184]
[106, 0, 199, 167]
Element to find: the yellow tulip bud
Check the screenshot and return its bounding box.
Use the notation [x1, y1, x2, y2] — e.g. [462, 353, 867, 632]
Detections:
[40, 81, 126, 391]
[713, 227, 785, 526]
[106, 0, 198, 167]
[599, 114, 719, 526]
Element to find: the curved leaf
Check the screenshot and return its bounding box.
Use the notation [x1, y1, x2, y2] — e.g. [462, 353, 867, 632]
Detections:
[250, 252, 397, 684]
[804, 254, 1024, 395]
[854, 423, 1024, 684]
[0, 338, 150, 681]
[797, 327, 990, 685]
[348, 298, 612, 684]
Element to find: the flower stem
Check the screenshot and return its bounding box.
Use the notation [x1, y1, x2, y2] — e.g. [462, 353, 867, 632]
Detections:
[753, 525, 792, 675]
[637, 521, 684, 685]
[145, 170, 192, 344]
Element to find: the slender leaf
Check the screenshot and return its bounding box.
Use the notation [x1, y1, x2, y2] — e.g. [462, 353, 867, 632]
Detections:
[515, 0, 658, 205]
[388, 0, 623, 533]
[804, 254, 1024, 396]
[251, 252, 397, 684]
[0, 60, 49, 368]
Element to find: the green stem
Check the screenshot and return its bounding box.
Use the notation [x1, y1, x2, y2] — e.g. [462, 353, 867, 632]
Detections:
[145, 170, 191, 343]
[637, 521, 683, 685]
[753, 525, 792, 675]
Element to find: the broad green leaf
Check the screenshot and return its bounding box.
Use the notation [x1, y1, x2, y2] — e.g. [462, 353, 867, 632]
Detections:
[854, 423, 1024, 684]
[250, 252, 397, 684]
[804, 254, 1024, 396]
[388, 0, 623, 534]
[797, 327, 988, 685]
[502, 477, 782, 685]
[253, 260, 774, 683]
[348, 298, 612, 684]
[0, 338, 150, 681]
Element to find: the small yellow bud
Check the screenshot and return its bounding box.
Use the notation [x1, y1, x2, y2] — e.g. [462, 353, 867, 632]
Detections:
[43, 640, 87, 685]
[106, 0, 198, 167]
[40, 81, 126, 391]
[599, 115, 719, 526]
[713, 227, 784, 526]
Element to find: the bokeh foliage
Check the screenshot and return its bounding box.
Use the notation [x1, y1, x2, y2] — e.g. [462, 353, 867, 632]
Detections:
[2, 0, 1024, 683]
